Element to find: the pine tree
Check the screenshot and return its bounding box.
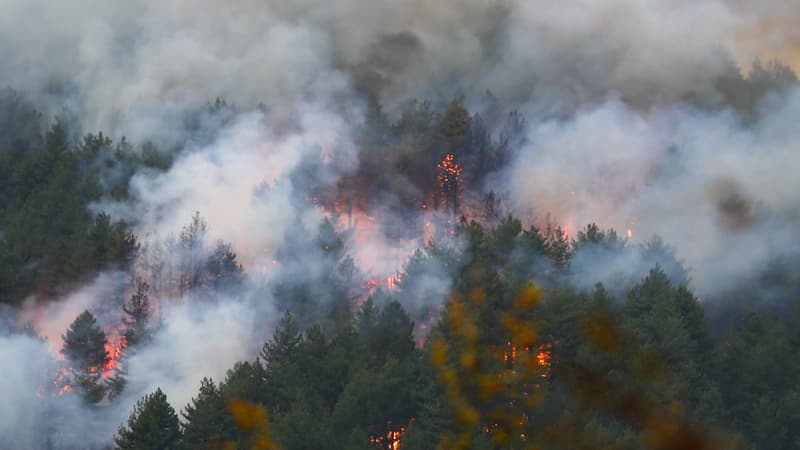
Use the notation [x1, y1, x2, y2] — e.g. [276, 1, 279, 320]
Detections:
[61, 310, 109, 404]
[260, 311, 302, 365]
[179, 211, 208, 297]
[115, 388, 181, 450]
[437, 98, 471, 150]
[545, 224, 570, 270]
[205, 240, 244, 295]
[260, 311, 303, 412]
[356, 297, 380, 342]
[88, 213, 139, 271]
[108, 277, 153, 399]
[375, 300, 416, 361]
[180, 378, 234, 449]
[123, 277, 153, 348]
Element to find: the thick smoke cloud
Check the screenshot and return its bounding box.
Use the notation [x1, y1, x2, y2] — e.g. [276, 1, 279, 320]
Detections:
[497, 87, 800, 296]
[0, 335, 53, 449]
[0, 0, 795, 140]
[99, 105, 359, 265]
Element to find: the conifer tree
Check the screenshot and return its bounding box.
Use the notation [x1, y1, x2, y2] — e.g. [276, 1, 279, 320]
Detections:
[115, 388, 181, 450]
[108, 277, 153, 399]
[260, 311, 302, 365]
[179, 211, 208, 297]
[205, 240, 244, 295]
[61, 310, 109, 404]
[180, 378, 234, 449]
[123, 277, 153, 348]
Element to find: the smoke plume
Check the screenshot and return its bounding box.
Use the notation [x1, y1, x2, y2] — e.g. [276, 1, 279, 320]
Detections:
[1, 0, 799, 447]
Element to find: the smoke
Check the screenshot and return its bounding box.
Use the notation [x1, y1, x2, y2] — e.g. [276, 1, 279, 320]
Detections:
[124, 298, 264, 412]
[1, 0, 799, 448]
[0, 272, 274, 448]
[18, 272, 126, 348]
[0, 0, 796, 141]
[496, 86, 800, 296]
[0, 335, 52, 449]
[98, 105, 359, 265]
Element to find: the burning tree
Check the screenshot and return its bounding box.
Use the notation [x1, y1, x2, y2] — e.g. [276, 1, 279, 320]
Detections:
[436, 153, 463, 219]
[107, 277, 152, 399]
[61, 310, 109, 404]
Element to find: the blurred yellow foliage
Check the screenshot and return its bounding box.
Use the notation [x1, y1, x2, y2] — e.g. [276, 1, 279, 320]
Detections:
[431, 284, 546, 449]
[227, 399, 282, 450]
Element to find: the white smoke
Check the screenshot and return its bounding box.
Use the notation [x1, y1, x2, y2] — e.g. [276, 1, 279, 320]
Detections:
[0, 0, 796, 140]
[498, 87, 800, 295]
[1, 0, 799, 448]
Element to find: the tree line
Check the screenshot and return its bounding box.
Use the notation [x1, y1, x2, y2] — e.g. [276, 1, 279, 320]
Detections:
[46, 215, 800, 450]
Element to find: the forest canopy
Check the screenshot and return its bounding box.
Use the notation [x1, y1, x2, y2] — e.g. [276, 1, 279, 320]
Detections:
[2, 1, 800, 449]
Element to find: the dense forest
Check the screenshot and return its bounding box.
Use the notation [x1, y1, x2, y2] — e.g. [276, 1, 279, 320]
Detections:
[2, 1, 800, 449]
[1, 57, 799, 449]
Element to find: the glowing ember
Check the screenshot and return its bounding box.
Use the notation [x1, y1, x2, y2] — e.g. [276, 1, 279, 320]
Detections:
[363, 279, 381, 291]
[437, 153, 463, 186]
[536, 344, 551, 374]
[436, 153, 464, 216]
[503, 342, 551, 378]
[387, 275, 400, 290]
[44, 367, 74, 398]
[370, 423, 406, 450]
[562, 218, 574, 239]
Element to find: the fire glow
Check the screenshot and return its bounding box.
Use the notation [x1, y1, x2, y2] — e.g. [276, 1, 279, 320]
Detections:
[370, 423, 406, 450]
[503, 342, 552, 378]
[49, 334, 127, 397]
[102, 336, 126, 379]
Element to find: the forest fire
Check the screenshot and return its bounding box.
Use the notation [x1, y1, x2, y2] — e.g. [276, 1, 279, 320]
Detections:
[58, 382, 72, 396]
[362, 275, 401, 294]
[503, 342, 552, 378]
[386, 275, 400, 290]
[46, 333, 127, 398]
[102, 337, 126, 378]
[436, 153, 463, 218]
[437, 153, 463, 186]
[39, 368, 73, 398]
[370, 424, 406, 450]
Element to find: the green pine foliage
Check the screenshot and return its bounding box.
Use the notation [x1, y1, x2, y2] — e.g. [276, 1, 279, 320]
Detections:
[115, 388, 182, 450]
[61, 310, 109, 404]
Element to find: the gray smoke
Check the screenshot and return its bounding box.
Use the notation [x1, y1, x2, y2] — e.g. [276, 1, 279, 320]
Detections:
[1, 0, 799, 448]
[495, 87, 800, 296]
[0, 0, 795, 140]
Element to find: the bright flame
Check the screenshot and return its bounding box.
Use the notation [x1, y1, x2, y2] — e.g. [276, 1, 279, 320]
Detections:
[437, 153, 464, 187]
[503, 342, 551, 378]
[387, 275, 401, 290]
[100, 336, 127, 378]
[370, 423, 407, 450]
[437, 153, 464, 219]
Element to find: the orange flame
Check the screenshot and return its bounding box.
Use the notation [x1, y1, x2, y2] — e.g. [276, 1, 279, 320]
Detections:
[370, 423, 407, 450]
[503, 342, 551, 378]
[101, 336, 127, 378]
[437, 153, 463, 187]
